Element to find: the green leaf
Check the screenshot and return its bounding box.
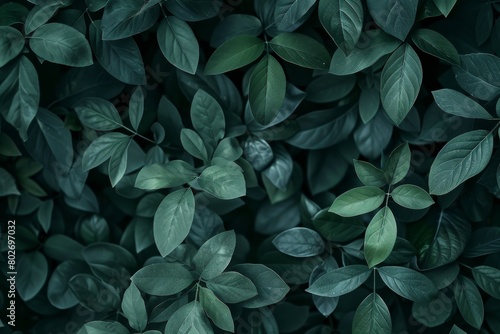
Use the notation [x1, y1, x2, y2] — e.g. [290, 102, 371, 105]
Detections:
[193, 231, 236, 280]
[17, 252, 48, 301]
[153, 188, 195, 257]
[77, 321, 129, 334]
[198, 164, 246, 200]
[86, 0, 108, 12]
[330, 30, 401, 75]
[108, 137, 130, 187]
[131, 263, 194, 296]
[381, 43, 423, 125]
[89, 20, 146, 85]
[366, 0, 418, 41]
[47, 260, 84, 309]
[432, 89, 493, 120]
[449, 325, 467, 334]
[165, 301, 214, 334]
[269, 33, 330, 69]
[37, 199, 54, 232]
[213, 138, 242, 162]
[135, 161, 197, 190]
[210, 14, 263, 47]
[82, 133, 130, 171]
[352, 293, 392, 334]
[377, 266, 438, 301]
[353, 160, 387, 187]
[472, 266, 500, 299]
[205, 35, 265, 75]
[206, 272, 258, 304]
[454, 53, 500, 101]
[0, 56, 40, 141]
[364, 207, 397, 268]
[274, 0, 316, 32]
[411, 291, 453, 327]
[0, 168, 20, 196]
[101, 0, 160, 40]
[359, 88, 380, 123]
[24, 1, 68, 35]
[29, 23, 93, 67]
[329, 186, 385, 217]
[273, 227, 325, 257]
[318, 0, 363, 55]
[384, 142, 411, 185]
[0, 3, 29, 26]
[411, 29, 460, 65]
[432, 0, 457, 16]
[305, 74, 356, 103]
[158, 16, 199, 74]
[312, 209, 365, 242]
[128, 86, 143, 131]
[199, 286, 234, 332]
[43, 235, 84, 262]
[0, 26, 24, 67]
[429, 130, 494, 195]
[306, 265, 372, 297]
[0, 133, 21, 156]
[232, 264, 290, 308]
[181, 128, 209, 162]
[74, 97, 123, 131]
[464, 227, 500, 258]
[121, 283, 147, 331]
[190, 89, 225, 157]
[391, 185, 434, 209]
[249, 54, 286, 125]
[454, 275, 484, 329]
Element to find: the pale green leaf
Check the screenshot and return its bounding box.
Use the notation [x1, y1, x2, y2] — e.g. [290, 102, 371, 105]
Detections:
[329, 186, 385, 217]
[391, 185, 434, 209]
[135, 161, 197, 190]
[306, 265, 372, 297]
[364, 207, 397, 268]
[199, 286, 234, 332]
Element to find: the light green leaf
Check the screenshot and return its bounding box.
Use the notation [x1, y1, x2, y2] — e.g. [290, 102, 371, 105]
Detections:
[432, 0, 457, 17]
[89, 20, 146, 85]
[232, 264, 290, 308]
[432, 89, 493, 120]
[269, 33, 330, 69]
[0, 168, 20, 196]
[131, 263, 194, 296]
[17, 251, 48, 301]
[383, 142, 411, 185]
[366, 0, 418, 41]
[329, 186, 385, 217]
[121, 283, 147, 331]
[411, 29, 460, 65]
[205, 35, 265, 75]
[206, 272, 258, 304]
[213, 138, 243, 162]
[364, 207, 397, 268]
[319, 0, 363, 55]
[352, 293, 392, 334]
[329, 30, 401, 75]
[454, 275, 484, 329]
[153, 188, 195, 257]
[353, 160, 387, 187]
[82, 133, 130, 171]
[472, 266, 500, 299]
[381, 43, 423, 125]
[101, 0, 160, 40]
[165, 301, 214, 334]
[274, 0, 316, 32]
[391, 185, 434, 209]
[190, 89, 225, 157]
[429, 130, 494, 195]
[74, 97, 123, 131]
[108, 137, 130, 187]
[135, 161, 198, 190]
[249, 54, 286, 125]
[0, 26, 24, 67]
[158, 16, 199, 74]
[198, 164, 246, 200]
[199, 286, 234, 332]
[193, 231, 236, 280]
[129, 86, 144, 131]
[181, 128, 209, 162]
[29, 23, 92, 67]
[0, 56, 39, 141]
[77, 321, 129, 334]
[273, 227, 325, 257]
[378, 266, 438, 301]
[306, 265, 372, 297]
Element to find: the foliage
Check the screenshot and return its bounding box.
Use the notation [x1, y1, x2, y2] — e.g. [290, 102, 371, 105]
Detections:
[1, 0, 500, 333]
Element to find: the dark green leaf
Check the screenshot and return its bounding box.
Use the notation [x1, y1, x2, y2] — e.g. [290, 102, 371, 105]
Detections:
[352, 293, 392, 334]
[384, 142, 411, 185]
[0, 3, 29, 26]
[454, 53, 500, 101]
[82, 133, 130, 171]
[165, 0, 221, 22]
[17, 252, 48, 301]
[193, 231, 236, 280]
[262, 144, 292, 190]
[0, 26, 24, 67]
[273, 227, 325, 257]
[269, 33, 330, 69]
[464, 227, 500, 258]
[329, 186, 385, 217]
[366, 0, 418, 41]
[449, 325, 467, 334]
[353, 110, 393, 159]
[472, 266, 500, 299]
[305, 74, 356, 103]
[77, 321, 129, 334]
[312, 209, 365, 242]
[454, 275, 484, 329]
[158, 16, 199, 74]
[429, 130, 494, 195]
[205, 35, 265, 75]
[432, 89, 493, 120]
[378, 266, 438, 301]
[306, 265, 371, 297]
[210, 14, 263, 48]
[432, 0, 457, 17]
[411, 29, 460, 65]
[274, 0, 316, 32]
[0, 168, 20, 196]
[47, 260, 85, 309]
[206, 272, 258, 304]
[380, 43, 423, 125]
[131, 263, 194, 296]
[319, 0, 363, 55]
[364, 207, 397, 268]
[165, 301, 214, 334]
[391, 184, 434, 209]
[199, 286, 234, 332]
